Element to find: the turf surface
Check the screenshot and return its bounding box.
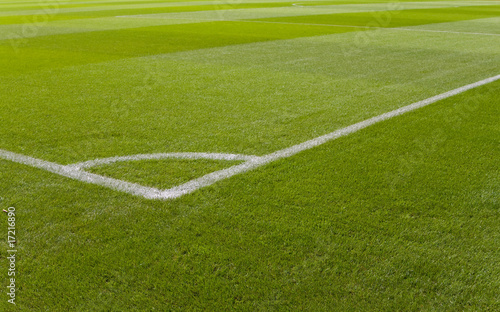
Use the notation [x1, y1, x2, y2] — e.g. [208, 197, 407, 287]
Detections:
[87, 159, 244, 189]
[1, 0, 499, 310]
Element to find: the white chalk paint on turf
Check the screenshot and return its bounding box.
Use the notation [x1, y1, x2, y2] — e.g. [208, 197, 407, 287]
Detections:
[114, 16, 500, 37]
[115, 1, 500, 21]
[229, 20, 500, 37]
[68, 152, 259, 170]
[0, 148, 165, 198]
[0, 74, 499, 199]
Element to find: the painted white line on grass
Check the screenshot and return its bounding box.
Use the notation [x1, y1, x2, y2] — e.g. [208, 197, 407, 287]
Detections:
[116, 16, 500, 37]
[0, 149, 164, 198]
[290, 1, 486, 7]
[68, 152, 259, 170]
[240, 20, 500, 37]
[246, 20, 500, 37]
[153, 74, 500, 199]
[382, 27, 500, 37]
[0, 74, 499, 199]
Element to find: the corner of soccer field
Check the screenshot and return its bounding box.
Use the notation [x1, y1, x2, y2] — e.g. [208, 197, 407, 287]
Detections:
[1, 0, 499, 310]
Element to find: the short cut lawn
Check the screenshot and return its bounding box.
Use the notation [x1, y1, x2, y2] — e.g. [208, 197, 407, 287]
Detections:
[1, 0, 499, 310]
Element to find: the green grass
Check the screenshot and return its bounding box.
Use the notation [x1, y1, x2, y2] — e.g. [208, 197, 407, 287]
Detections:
[1, 29, 497, 161]
[0, 3, 298, 25]
[0, 21, 360, 74]
[0, 0, 499, 310]
[0, 0, 446, 12]
[258, 5, 500, 26]
[87, 159, 244, 189]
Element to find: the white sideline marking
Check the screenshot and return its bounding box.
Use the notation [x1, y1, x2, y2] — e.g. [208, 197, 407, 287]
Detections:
[246, 20, 500, 37]
[116, 15, 500, 37]
[259, 20, 500, 37]
[0, 149, 164, 198]
[387, 27, 500, 36]
[68, 152, 258, 170]
[0, 74, 499, 199]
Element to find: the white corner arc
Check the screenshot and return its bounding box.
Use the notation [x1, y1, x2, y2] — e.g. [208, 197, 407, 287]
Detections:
[1, 74, 499, 200]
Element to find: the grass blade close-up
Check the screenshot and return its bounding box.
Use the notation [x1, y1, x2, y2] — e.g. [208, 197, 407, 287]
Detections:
[0, 0, 499, 310]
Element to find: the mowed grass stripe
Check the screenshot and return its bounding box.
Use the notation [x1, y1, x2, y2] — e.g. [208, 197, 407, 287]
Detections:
[0, 0, 475, 11]
[409, 16, 500, 34]
[3, 2, 491, 41]
[255, 5, 500, 27]
[0, 2, 299, 25]
[0, 21, 361, 75]
[1, 1, 495, 25]
[122, 1, 494, 24]
[0, 0, 235, 11]
[1, 30, 498, 163]
[0, 0, 451, 10]
[0, 0, 296, 14]
[4, 5, 500, 75]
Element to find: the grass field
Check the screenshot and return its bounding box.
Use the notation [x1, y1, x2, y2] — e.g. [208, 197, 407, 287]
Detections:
[1, 0, 499, 310]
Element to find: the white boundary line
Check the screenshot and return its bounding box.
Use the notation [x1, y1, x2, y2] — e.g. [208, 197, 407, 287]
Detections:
[1, 74, 499, 199]
[68, 152, 258, 170]
[0, 148, 165, 198]
[244, 20, 500, 37]
[115, 16, 500, 37]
